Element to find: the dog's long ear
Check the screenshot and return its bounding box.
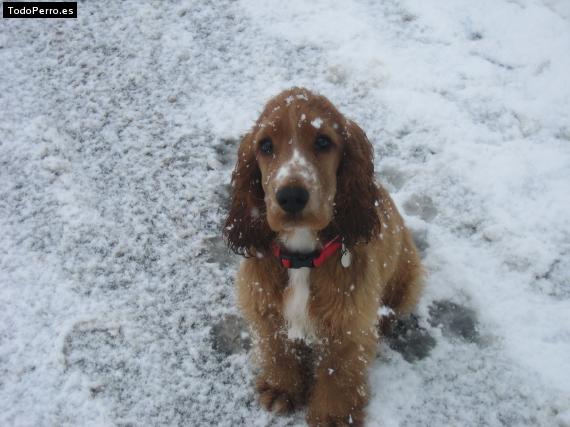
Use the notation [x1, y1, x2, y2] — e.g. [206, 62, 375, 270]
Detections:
[333, 120, 381, 248]
[223, 132, 275, 256]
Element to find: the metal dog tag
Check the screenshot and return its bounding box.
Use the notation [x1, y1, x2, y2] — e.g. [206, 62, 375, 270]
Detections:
[341, 244, 351, 268]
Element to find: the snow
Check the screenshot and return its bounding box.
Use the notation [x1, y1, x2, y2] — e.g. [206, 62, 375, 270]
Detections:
[1, 0, 569, 426]
[310, 117, 324, 129]
[378, 306, 396, 318]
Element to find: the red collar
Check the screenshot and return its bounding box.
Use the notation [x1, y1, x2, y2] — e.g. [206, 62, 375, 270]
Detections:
[272, 236, 342, 269]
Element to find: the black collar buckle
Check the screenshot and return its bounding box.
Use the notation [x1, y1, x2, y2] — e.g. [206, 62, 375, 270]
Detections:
[281, 251, 319, 269]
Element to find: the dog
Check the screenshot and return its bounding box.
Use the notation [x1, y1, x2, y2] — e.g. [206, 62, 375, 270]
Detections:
[223, 87, 423, 426]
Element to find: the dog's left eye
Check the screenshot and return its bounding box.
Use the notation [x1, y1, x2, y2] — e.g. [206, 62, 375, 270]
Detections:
[259, 138, 273, 155]
[315, 135, 332, 151]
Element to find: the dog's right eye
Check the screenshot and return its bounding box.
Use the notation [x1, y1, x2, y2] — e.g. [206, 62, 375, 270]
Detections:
[315, 135, 332, 151]
[259, 138, 273, 155]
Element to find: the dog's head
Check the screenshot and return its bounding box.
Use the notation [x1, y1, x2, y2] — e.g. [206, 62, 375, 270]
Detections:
[224, 88, 381, 256]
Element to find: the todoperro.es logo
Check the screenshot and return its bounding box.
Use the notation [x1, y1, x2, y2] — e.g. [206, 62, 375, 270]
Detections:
[3, 2, 77, 18]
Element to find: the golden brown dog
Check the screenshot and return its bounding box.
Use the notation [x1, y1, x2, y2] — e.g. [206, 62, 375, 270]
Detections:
[224, 87, 423, 426]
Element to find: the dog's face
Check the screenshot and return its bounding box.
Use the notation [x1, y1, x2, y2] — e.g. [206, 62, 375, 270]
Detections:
[224, 88, 381, 256]
[253, 94, 344, 233]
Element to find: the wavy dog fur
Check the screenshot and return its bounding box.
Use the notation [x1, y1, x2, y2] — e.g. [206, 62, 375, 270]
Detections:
[224, 88, 423, 426]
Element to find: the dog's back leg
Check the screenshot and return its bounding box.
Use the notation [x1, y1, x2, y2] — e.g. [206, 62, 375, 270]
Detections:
[378, 231, 423, 335]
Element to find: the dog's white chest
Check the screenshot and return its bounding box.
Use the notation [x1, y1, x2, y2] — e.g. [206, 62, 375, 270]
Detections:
[283, 267, 316, 343]
[280, 228, 318, 343]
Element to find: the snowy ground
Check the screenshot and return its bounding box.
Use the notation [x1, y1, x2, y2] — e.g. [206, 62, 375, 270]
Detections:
[1, 0, 570, 425]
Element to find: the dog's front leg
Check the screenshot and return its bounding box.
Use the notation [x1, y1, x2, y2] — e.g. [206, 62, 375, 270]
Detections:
[307, 334, 376, 427]
[254, 319, 311, 414]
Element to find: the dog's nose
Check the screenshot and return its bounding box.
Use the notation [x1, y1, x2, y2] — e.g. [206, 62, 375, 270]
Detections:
[276, 186, 309, 214]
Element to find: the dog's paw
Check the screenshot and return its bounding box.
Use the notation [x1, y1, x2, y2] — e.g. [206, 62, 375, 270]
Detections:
[306, 408, 365, 427]
[256, 377, 297, 414]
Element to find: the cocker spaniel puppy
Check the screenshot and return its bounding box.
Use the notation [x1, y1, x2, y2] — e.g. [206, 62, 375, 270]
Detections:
[224, 88, 423, 427]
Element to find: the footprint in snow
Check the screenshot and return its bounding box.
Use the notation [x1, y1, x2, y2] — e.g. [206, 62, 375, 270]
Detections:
[382, 314, 437, 363]
[210, 314, 251, 357]
[403, 194, 438, 222]
[213, 137, 238, 168]
[428, 300, 480, 344]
